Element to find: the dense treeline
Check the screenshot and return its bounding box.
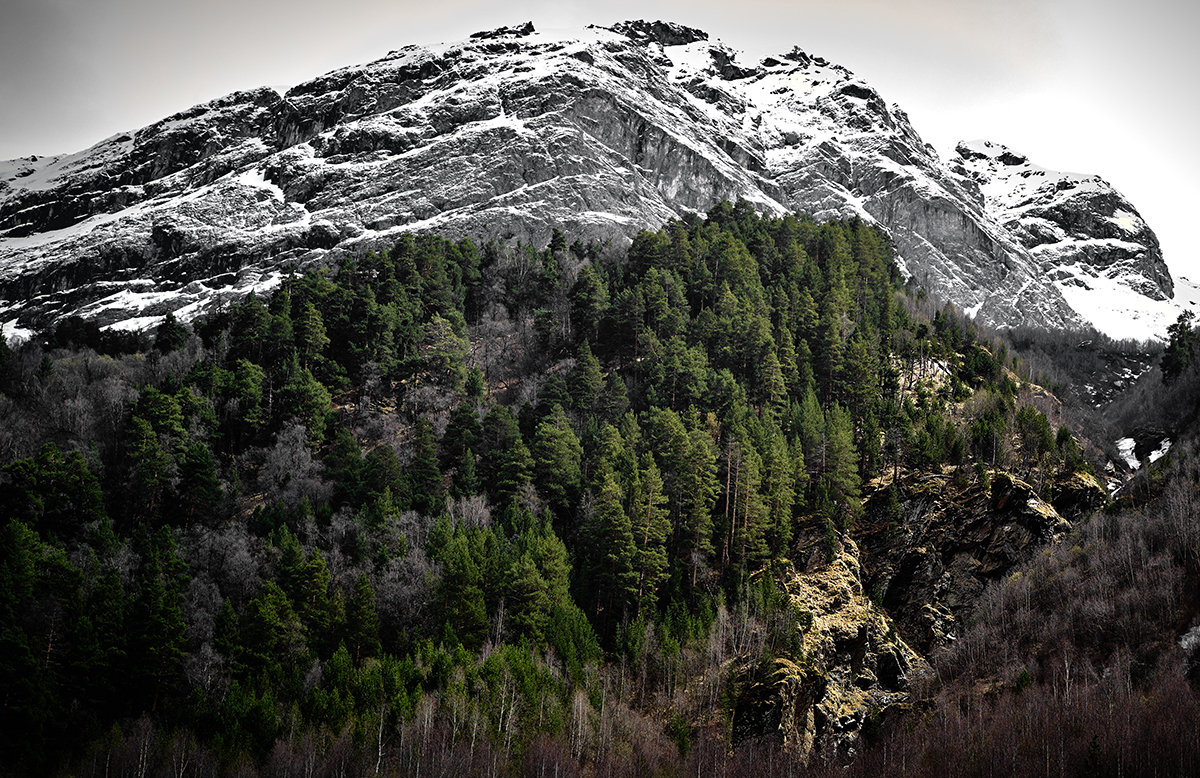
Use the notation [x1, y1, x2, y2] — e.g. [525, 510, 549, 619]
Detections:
[0, 202, 1104, 774]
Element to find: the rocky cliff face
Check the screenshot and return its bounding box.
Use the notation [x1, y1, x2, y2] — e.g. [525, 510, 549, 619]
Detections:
[0, 20, 1179, 337]
[724, 523, 923, 764]
[723, 466, 1106, 762]
[718, 466, 1105, 763]
[853, 469, 1105, 655]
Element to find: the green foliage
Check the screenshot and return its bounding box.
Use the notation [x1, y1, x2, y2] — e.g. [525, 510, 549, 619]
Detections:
[175, 440, 222, 525]
[583, 469, 638, 631]
[630, 453, 671, 614]
[154, 312, 190, 353]
[570, 340, 604, 413]
[1016, 405, 1055, 461]
[419, 314, 469, 391]
[4, 205, 1028, 773]
[822, 403, 861, 529]
[277, 359, 332, 445]
[479, 405, 533, 509]
[409, 418, 443, 515]
[1, 443, 107, 541]
[345, 574, 382, 663]
[531, 405, 583, 516]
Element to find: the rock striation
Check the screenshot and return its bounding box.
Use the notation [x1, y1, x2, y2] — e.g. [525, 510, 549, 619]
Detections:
[0, 20, 1181, 337]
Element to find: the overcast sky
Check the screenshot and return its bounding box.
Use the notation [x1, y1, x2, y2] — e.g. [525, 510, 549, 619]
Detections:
[2, 0, 1196, 279]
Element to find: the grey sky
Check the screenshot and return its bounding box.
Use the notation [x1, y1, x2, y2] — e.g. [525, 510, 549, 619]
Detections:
[1, 0, 1196, 280]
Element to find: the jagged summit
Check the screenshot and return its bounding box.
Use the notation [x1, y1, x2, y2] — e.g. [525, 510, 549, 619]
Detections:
[606, 20, 710, 46]
[0, 21, 1183, 338]
[469, 21, 536, 40]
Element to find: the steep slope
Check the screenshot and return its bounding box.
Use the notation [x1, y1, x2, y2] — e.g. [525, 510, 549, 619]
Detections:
[0, 20, 1176, 336]
[952, 140, 1193, 340]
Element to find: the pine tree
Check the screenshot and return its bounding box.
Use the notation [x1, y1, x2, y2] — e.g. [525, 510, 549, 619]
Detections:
[410, 419, 443, 515]
[0, 518, 43, 748]
[326, 428, 365, 508]
[823, 403, 861, 529]
[154, 312, 190, 353]
[1162, 310, 1197, 383]
[798, 386, 825, 480]
[532, 405, 583, 517]
[277, 357, 332, 445]
[758, 349, 787, 416]
[345, 574, 382, 663]
[295, 300, 330, 369]
[570, 263, 609, 345]
[451, 447, 479, 498]
[129, 535, 187, 708]
[505, 552, 551, 643]
[419, 314, 469, 391]
[277, 533, 335, 655]
[480, 406, 533, 509]
[126, 416, 174, 523]
[243, 581, 307, 679]
[230, 358, 267, 435]
[762, 431, 797, 556]
[585, 470, 637, 627]
[729, 433, 769, 579]
[570, 341, 604, 413]
[230, 292, 271, 363]
[436, 532, 488, 649]
[441, 402, 481, 469]
[630, 453, 670, 613]
[175, 440, 222, 525]
[840, 331, 878, 425]
[680, 427, 719, 588]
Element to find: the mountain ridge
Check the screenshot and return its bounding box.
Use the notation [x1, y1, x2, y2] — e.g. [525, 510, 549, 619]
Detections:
[0, 20, 1185, 340]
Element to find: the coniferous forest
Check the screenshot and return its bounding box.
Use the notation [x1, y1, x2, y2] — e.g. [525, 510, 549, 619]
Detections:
[2, 202, 1198, 776]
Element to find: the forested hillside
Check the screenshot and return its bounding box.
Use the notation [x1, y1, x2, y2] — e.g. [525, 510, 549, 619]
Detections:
[1, 203, 1190, 776]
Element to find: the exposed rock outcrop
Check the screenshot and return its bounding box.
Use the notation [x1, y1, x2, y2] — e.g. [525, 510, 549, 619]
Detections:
[730, 528, 923, 763]
[952, 140, 1183, 339]
[855, 470, 1084, 655]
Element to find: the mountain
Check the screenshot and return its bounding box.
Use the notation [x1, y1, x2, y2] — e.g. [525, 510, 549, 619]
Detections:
[951, 140, 1198, 341]
[3, 44, 1199, 771]
[0, 20, 1185, 338]
[0, 200, 1146, 774]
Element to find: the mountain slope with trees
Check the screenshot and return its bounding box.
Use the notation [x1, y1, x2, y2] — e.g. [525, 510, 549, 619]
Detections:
[0, 204, 1194, 776]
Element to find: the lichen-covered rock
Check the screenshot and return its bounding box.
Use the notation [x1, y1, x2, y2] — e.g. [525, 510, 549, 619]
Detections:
[1050, 470, 1108, 522]
[731, 530, 924, 764]
[0, 22, 1177, 336]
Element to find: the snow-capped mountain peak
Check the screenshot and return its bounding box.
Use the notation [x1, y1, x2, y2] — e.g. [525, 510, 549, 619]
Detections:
[951, 139, 1181, 340]
[0, 21, 1185, 339]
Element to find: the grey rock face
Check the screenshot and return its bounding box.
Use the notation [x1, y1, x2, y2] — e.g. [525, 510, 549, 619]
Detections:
[0, 22, 1173, 335]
